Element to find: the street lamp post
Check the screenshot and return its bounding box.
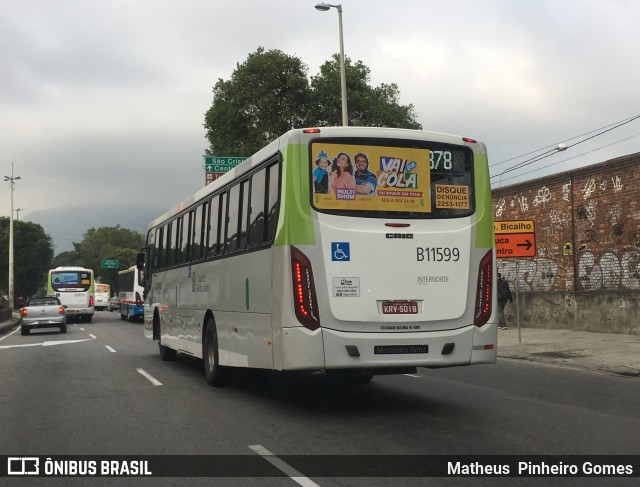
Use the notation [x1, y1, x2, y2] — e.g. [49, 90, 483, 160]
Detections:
[4, 163, 21, 311]
[315, 2, 348, 126]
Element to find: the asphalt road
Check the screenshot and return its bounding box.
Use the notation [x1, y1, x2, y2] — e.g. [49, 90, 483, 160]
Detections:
[1, 311, 639, 486]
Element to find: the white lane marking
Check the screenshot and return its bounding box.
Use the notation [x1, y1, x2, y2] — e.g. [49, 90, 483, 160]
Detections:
[89, 334, 97, 339]
[404, 374, 420, 378]
[249, 445, 320, 487]
[0, 338, 93, 349]
[80, 328, 85, 331]
[0, 327, 19, 342]
[137, 368, 162, 386]
[105, 345, 117, 353]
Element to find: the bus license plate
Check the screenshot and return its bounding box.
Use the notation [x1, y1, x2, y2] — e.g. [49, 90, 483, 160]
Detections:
[382, 301, 418, 314]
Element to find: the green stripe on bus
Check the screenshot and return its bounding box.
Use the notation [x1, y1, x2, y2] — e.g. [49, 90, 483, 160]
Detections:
[274, 143, 316, 247]
[473, 153, 495, 248]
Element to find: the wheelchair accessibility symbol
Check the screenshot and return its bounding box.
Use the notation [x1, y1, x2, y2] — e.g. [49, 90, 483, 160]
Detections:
[331, 242, 351, 261]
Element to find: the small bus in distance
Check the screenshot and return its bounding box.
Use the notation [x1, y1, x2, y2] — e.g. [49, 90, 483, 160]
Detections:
[118, 266, 144, 321]
[94, 283, 111, 311]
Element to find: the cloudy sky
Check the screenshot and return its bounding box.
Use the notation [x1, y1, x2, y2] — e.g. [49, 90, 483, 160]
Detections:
[2, 0, 640, 246]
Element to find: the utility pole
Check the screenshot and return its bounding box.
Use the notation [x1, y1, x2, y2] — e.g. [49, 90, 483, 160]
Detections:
[4, 163, 21, 311]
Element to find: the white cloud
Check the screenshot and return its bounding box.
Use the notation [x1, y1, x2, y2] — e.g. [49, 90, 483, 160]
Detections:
[1, 0, 639, 236]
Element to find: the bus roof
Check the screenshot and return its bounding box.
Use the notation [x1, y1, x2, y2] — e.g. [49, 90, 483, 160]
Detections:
[147, 126, 485, 230]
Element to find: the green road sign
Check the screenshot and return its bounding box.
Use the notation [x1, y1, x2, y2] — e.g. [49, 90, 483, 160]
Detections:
[102, 259, 119, 269]
[204, 156, 246, 173]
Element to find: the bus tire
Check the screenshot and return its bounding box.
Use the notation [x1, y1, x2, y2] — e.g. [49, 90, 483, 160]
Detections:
[203, 319, 227, 387]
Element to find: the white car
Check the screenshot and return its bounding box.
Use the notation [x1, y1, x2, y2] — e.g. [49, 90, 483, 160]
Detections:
[20, 296, 67, 335]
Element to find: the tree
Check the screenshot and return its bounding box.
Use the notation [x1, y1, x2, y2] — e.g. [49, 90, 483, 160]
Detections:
[204, 49, 421, 156]
[309, 54, 421, 129]
[204, 47, 312, 157]
[0, 217, 54, 298]
[52, 250, 78, 268]
[76, 226, 145, 286]
[52, 226, 145, 292]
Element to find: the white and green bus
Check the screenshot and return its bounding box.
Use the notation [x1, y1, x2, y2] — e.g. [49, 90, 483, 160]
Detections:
[140, 127, 496, 386]
[47, 266, 95, 323]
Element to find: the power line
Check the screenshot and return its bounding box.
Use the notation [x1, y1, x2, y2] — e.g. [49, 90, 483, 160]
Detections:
[496, 131, 640, 184]
[489, 114, 640, 180]
[489, 115, 640, 178]
[490, 114, 640, 168]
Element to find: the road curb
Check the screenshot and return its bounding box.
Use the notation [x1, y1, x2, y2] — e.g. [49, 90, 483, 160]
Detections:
[499, 353, 640, 378]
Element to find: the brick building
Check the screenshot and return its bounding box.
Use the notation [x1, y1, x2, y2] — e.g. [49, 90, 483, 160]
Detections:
[492, 152, 640, 334]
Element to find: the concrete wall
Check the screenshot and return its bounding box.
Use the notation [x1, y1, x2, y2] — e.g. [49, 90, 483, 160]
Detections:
[493, 152, 640, 334]
[0, 307, 11, 323]
[504, 291, 640, 335]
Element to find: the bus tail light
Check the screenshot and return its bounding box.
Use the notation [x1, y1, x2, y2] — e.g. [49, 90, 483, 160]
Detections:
[89, 295, 94, 307]
[135, 292, 143, 307]
[290, 246, 320, 330]
[473, 250, 493, 327]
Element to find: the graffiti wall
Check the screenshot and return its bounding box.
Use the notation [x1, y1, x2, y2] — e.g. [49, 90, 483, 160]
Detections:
[493, 152, 640, 293]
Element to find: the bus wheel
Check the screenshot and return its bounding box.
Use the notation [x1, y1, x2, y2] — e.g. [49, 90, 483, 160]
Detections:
[203, 319, 227, 387]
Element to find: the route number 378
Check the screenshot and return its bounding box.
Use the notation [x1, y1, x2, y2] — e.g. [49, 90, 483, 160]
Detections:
[430, 151, 453, 170]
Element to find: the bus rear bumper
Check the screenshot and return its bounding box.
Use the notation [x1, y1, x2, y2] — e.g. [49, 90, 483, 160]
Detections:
[320, 324, 497, 369]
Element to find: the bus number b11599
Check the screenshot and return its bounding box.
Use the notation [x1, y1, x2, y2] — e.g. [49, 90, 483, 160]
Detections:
[416, 247, 460, 262]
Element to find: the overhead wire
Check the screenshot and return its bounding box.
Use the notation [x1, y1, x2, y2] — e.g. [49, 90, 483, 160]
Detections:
[497, 131, 640, 184]
[489, 114, 640, 182]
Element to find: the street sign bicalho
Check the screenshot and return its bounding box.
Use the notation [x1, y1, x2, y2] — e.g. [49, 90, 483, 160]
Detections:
[494, 220, 536, 258]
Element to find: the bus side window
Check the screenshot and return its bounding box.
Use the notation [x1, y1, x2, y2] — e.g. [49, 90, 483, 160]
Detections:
[208, 194, 223, 257]
[168, 218, 180, 267]
[192, 202, 205, 262]
[164, 223, 172, 268]
[218, 193, 227, 256]
[249, 168, 266, 247]
[226, 184, 240, 253]
[155, 226, 164, 269]
[179, 211, 192, 265]
[238, 179, 249, 250]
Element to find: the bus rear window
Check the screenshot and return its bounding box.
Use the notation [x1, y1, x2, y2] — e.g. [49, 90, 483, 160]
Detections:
[310, 140, 474, 218]
[51, 271, 92, 291]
